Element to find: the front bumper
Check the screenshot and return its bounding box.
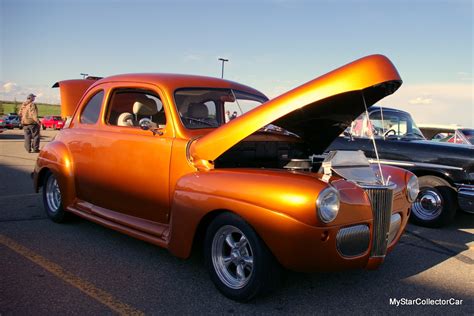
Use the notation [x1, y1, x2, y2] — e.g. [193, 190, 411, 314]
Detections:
[457, 184, 474, 213]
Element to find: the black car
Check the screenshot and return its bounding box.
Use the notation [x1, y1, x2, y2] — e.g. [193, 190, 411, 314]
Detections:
[326, 107, 474, 227]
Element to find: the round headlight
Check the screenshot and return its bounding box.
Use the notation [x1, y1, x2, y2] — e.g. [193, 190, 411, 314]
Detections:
[316, 187, 340, 223]
[407, 175, 419, 203]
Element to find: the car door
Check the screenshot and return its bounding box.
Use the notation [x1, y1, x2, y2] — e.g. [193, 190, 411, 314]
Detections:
[85, 84, 173, 224]
[66, 88, 105, 204]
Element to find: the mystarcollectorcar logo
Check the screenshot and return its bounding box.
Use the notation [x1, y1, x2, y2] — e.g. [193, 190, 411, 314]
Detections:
[389, 297, 463, 306]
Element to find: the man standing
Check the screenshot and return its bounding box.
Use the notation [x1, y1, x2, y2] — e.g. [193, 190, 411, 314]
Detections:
[18, 93, 40, 153]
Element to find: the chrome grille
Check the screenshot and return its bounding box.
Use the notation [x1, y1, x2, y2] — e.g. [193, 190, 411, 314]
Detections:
[362, 183, 395, 257]
[336, 225, 370, 257]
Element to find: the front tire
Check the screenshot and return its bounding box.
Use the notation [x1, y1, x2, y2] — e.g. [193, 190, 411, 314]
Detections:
[410, 175, 456, 227]
[42, 171, 68, 223]
[204, 213, 280, 301]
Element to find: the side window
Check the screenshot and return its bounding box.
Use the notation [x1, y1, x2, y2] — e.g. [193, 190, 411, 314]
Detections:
[106, 89, 166, 128]
[80, 91, 104, 124]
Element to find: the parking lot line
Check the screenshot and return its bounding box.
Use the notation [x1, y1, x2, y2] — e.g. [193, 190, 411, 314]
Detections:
[0, 234, 144, 316]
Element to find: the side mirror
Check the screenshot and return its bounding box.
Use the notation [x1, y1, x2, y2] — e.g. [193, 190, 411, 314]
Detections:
[139, 118, 163, 136]
[139, 118, 153, 130]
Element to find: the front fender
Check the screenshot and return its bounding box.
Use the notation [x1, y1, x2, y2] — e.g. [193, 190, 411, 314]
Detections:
[167, 169, 375, 264]
[168, 191, 376, 272]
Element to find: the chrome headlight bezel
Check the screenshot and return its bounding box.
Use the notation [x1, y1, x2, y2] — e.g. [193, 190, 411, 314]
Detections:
[316, 187, 340, 223]
[406, 175, 419, 203]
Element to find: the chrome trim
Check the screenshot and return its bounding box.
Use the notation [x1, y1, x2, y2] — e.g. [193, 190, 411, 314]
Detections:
[336, 225, 370, 257]
[185, 136, 200, 164]
[360, 183, 395, 257]
[388, 213, 402, 246]
[456, 183, 474, 191]
[367, 158, 464, 171]
[456, 184, 474, 213]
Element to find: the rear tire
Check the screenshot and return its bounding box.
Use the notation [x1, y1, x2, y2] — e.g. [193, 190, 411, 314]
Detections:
[410, 175, 456, 227]
[204, 213, 281, 302]
[42, 171, 69, 223]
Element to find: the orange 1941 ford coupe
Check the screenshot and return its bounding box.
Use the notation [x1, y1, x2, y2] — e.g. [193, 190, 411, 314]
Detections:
[33, 55, 418, 301]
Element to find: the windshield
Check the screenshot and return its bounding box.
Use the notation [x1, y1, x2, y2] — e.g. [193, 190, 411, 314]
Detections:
[175, 88, 267, 129]
[350, 109, 425, 139]
[461, 129, 474, 144]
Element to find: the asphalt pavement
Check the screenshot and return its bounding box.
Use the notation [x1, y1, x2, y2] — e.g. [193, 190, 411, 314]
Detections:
[0, 128, 473, 315]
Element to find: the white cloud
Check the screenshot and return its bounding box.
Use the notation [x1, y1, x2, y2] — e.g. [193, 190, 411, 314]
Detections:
[2, 82, 17, 93]
[379, 83, 474, 127]
[409, 96, 432, 105]
[0, 82, 60, 104]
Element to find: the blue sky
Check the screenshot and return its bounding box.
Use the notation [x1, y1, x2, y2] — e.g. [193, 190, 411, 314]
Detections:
[1, 0, 472, 125]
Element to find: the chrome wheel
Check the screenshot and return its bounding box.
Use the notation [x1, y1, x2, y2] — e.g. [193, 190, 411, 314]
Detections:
[412, 188, 442, 221]
[211, 225, 254, 290]
[45, 175, 61, 214]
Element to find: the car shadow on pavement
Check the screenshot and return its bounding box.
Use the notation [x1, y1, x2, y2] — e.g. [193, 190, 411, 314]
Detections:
[451, 211, 474, 229]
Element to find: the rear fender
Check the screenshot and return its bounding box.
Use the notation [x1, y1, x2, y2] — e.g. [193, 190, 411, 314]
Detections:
[34, 141, 76, 208]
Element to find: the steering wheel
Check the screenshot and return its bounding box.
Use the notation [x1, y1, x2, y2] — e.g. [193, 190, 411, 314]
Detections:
[383, 129, 397, 137]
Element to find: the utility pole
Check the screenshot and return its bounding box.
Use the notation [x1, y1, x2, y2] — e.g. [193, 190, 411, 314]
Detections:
[218, 58, 229, 78]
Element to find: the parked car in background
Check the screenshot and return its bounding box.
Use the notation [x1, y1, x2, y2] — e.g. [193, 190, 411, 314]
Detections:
[4, 114, 22, 129]
[419, 124, 474, 146]
[0, 115, 6, 129]
[34, 55, 417, 301]
[41, 116, 65, 130]
[326, 107, 474, 228]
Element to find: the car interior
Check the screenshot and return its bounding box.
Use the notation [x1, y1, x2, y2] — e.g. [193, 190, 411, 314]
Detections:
[107, 89, 166, 128]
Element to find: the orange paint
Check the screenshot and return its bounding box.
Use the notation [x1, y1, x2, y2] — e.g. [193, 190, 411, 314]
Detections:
[34, 55, 412, 272]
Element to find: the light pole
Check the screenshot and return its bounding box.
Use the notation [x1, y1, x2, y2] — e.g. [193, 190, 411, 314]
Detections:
[218, 58, 229, 78]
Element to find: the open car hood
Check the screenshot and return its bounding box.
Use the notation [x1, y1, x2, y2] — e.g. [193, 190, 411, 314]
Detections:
[189, 54, 402, 168]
